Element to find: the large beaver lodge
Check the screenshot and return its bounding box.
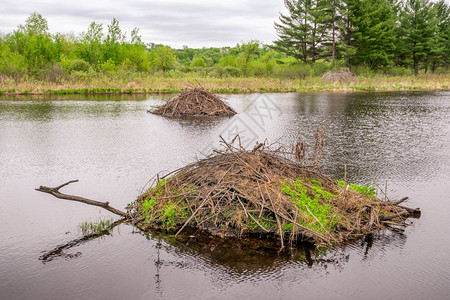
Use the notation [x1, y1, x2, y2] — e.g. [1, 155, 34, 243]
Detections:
[37, 134, 420, 249]
[126, 137, 419, 248]
[150, 87, 236, 117]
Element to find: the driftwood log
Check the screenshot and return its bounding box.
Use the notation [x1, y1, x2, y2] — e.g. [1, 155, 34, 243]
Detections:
[36, 180, 128, 217]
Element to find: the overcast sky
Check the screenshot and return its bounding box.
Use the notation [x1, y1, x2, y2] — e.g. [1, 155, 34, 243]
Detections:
[0, 0, 287, 48]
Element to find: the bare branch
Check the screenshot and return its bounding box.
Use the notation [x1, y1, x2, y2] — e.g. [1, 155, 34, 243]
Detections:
[36, 180, 127, 217]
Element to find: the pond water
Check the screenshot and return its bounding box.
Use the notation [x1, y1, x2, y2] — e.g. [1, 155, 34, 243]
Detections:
[0, 92, 449, 299]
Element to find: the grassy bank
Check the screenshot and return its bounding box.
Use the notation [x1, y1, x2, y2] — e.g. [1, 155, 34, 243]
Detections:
[0, 74, 448, 96]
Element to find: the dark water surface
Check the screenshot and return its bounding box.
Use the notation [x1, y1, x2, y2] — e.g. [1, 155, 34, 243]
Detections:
[1, 92, 449, 299]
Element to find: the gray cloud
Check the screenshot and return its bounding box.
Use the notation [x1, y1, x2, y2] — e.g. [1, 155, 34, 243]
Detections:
[1, 0, 287, 48]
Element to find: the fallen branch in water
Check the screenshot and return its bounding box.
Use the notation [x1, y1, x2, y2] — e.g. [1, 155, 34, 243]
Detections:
[35, 180, 128, 217]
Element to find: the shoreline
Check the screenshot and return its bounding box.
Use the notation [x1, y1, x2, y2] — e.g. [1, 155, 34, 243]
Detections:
[1, 74, 448, 96]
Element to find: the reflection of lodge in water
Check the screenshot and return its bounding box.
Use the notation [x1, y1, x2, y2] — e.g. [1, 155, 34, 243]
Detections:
[40, 222, 412, 293]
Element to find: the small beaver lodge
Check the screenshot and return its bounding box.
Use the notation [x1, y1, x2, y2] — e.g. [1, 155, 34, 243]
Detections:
[150, 87, 236, 117]
[36, 134, 420, 248]
[322, 69, 356, 83]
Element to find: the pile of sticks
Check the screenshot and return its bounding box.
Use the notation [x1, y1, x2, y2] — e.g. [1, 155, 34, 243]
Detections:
[36, 132, 420, 248]
[131, 134, 419, 247]
[151, 87, 236, 117]
[322, 70, 356, 83]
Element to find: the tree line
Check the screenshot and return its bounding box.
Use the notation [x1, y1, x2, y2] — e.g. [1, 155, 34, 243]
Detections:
[0, 13, 179, 80]
[274, 0, 449, 74]
[1, 12, 301, 81]
[0, 1, 448, 83]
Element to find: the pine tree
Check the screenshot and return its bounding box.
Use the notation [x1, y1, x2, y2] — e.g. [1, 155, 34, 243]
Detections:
[432, 0, 450, 71]
[398, 0, 436, 75]
[331, 0, 337, 68]
[306, 0, 331, 62]
[274, 0, 335, 63]
[274, 0, 311, 63]
[337, 0, 358, 70]
[352, 0, 396, 69]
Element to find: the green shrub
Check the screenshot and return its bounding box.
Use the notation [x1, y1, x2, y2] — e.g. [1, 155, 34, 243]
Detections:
[99, 58, 117, 74]
[190, 56, 207, 68]
[352, 65, 374, 76]
[71, 59, 90, 72]
[249, 60, 267, 76]
[272, 63, 330, 79]
[223, 66, 242, 77]
[384, 66, 413, 76]
[71, 70, 90, 81]
[0, 45, 28, 78]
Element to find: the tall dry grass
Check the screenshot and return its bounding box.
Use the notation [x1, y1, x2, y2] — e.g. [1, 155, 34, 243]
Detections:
[0, 73, 448, 95]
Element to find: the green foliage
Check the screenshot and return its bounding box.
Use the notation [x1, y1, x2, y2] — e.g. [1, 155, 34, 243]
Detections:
[223, 66, 242, 77]
[152, 46, 177, 72]
[384, 66, 413, 76]
[79, 217, 113, 235]
[70, 59, 90, 72]
[0, 44, 28, 77]
[273, 62, 330, 78]
[280, 178, 340, 234]
[218, 55, 236, 67]
[99, 58, 117, 74]
[0, 8, 447, 83]
[77, 22, 104, 65]
[236, 40, 260, 75]
[397, 0, 442, 74]
[274, 0, 310, 63]
[273, 0, 337, 64]
[245, 213, 277, 232]
[273, 0, 449, 72]
[137, 178, 193, 230]
[130, 27, 143, 45]
[104, 18, 125, 63]
[141, 196, 157, 222]
[336, 180, 377, 197]
[351, 65, 374, 76]
[190, 56, 207, 68]
[162, 204, 187, 229]
[433, 0, 450, 71]
[21, 11, 49, 35]
[140, 179, 167, 222]
[352, 0, 397, 69]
